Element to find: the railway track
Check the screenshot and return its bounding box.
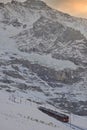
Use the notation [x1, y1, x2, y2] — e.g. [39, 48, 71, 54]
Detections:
[38, 106, 87, 130]
[66, 122, 87, 130]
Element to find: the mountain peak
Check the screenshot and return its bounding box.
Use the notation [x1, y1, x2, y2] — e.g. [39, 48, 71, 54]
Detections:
[24, 0, 47, 8]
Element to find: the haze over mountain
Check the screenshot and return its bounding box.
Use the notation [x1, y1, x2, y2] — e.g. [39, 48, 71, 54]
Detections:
[0, 0, 87, 130]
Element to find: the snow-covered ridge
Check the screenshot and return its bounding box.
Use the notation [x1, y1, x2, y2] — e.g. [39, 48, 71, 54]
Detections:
[0, 0, 87, 39]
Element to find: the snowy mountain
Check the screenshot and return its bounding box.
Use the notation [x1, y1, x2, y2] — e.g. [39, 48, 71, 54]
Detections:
[0, 0, 87, 129]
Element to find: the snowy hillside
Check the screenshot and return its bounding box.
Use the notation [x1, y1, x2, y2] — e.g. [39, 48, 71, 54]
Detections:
[0, 0, 87, 130]
[0, 90, 87, 130]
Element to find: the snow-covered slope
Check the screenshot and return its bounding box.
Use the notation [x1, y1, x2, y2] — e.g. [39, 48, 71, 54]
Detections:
[0, 90, 87, 130]
[0, 0, 87, 129]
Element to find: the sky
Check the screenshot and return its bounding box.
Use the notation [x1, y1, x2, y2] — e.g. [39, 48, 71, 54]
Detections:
[44, 0, 87, 18]
[1, 0, 87, 18]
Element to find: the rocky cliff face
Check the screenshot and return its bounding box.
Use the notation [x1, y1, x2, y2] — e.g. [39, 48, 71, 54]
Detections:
[0, 0, 87, 115]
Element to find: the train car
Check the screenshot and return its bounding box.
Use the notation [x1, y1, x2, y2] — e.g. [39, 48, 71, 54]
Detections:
[38, 106, 69, 123]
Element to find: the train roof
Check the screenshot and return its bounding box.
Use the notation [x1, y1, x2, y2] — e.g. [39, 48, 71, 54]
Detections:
[38, 106, 69, 118]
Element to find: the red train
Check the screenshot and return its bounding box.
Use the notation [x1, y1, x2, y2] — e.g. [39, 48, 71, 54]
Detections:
[38, 106, 69, 123]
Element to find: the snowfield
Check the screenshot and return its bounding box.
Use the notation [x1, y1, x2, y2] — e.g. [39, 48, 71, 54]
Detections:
[0, 90, 87, 130]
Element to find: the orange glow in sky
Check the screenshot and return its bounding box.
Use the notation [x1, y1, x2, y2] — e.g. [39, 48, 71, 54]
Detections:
[2, 0, 87, 18]
[43, 0, 87, 18]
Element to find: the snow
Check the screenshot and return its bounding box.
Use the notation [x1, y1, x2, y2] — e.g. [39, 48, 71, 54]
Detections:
[19, 53, 78, 70]
[0, 90, 87, 130]
[0, 22, 78, 71]
[0, 1, 87, 130]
